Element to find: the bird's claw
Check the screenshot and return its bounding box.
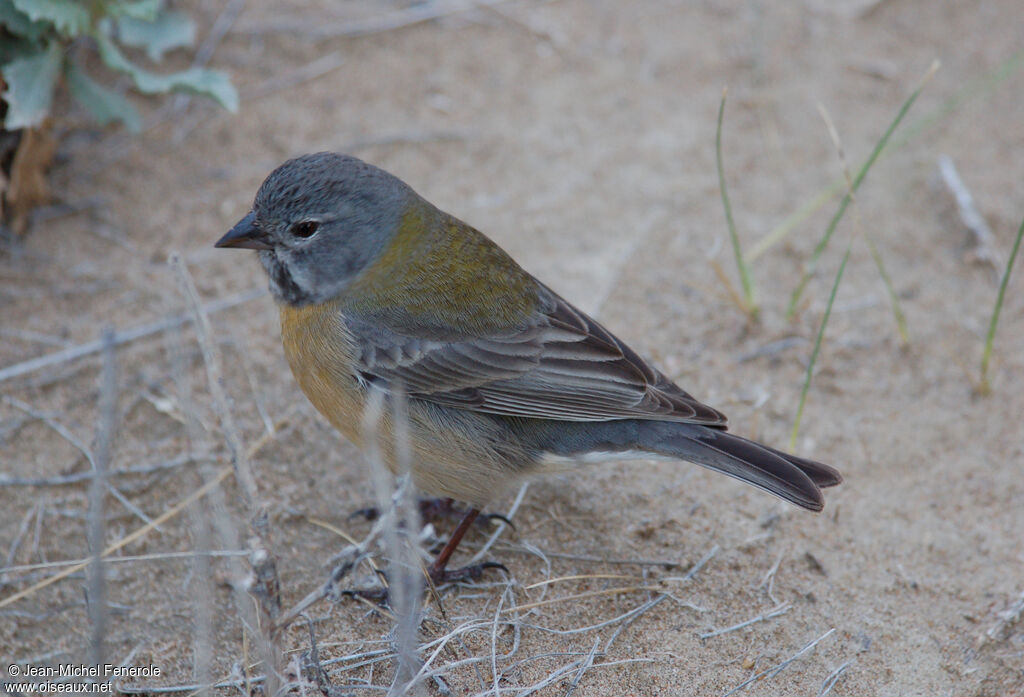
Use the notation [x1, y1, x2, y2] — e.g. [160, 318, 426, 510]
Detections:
[338, 561, 508, 606]
[350, 498, 515, 530]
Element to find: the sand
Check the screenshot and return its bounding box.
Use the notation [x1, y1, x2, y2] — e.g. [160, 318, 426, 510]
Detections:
[1, 1, 1022, 694]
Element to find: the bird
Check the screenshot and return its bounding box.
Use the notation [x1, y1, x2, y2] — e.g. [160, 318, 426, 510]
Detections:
[215, 152, 841, 587]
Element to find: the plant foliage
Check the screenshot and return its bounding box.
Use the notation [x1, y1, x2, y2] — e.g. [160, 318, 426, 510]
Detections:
[0, 0, 238, 132]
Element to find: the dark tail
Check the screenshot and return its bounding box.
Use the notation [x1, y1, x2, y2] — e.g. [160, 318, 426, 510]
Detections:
[637, 422, 842, 511]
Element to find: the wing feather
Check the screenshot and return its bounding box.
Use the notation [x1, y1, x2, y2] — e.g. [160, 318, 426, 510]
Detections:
[347, 284, 726, 426]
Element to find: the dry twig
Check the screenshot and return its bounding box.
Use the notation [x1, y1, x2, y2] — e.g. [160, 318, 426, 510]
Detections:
[170, 254, 284, 694]
[0, 288, 264, 384]
[938, 154, 1001, 276]
[720, 628, 836, 696]
[87, 330, 117, 668]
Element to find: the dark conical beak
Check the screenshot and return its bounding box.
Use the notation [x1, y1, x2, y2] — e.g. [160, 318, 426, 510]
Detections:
[215, 212, 272, 250]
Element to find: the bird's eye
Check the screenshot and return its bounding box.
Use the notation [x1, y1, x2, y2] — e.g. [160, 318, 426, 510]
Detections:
[290, 220, 320, 239]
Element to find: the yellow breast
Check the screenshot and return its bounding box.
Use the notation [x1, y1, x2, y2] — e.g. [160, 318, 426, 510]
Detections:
[279, 300, 367, 447]
[278, 298, 528, 506]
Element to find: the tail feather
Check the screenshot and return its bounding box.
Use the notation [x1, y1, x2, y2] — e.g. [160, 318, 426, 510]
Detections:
[638, 422, 840, 511]
[753, 442, 843, 488]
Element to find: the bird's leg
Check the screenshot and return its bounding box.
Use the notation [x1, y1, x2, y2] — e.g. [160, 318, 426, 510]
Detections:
[341, 505, 508, 605]
[426, 508, 507, 585]
[351, 497, 514, 529]
[420, 498, 515, 529]
[428, 507, 477, 574]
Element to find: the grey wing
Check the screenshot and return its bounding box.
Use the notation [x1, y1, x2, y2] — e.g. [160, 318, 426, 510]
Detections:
[349, 285, 727, 426]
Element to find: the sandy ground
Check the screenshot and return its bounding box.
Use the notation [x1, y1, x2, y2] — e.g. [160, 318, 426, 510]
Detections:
[2, 0, 1023, 694]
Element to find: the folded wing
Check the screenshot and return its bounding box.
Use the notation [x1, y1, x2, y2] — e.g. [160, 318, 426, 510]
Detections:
[348, 283, 727, 426]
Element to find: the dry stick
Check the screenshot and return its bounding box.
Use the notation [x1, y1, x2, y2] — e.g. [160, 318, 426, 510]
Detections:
[0, 454, 210, 487]
[273, 519, 395, 631]
[523, 574, 640, 590]
[517, 661, 589, 697]
[587, 545, 718, 651]
[188, 486, 215, 697]
[382, 389, 424, 696]
[421, 618, 513, 664]
[170, 260, 263, 529]
[0, 326, 73, 348]
[2, 504, 38, 576]
[233, 326, 276, 438]
[0, 464, 232, 610]
[817, 660, 853, 697]
[167, 309, 251, 697]
[664, 544, 720, 583]
[699, 603, 791, 640]
[169, 254, 282, 695]
[88, 330, 117, 668]
[736, 337, 807, 363]
[515, 658, 657, 697]
[0, 288, 265, 384]
[3, 550, 247, 575]
[937, 154, 1002, 276]
[564, 638, 601, 697]
[509, 585, 665, 613]
[979, 588, 1024, 647]
[488, 585, 509, 696]
[468, 482, 528, 565]
[2, 396, 157, 530]
[480, 583, 522, 691]
[720, 628, 836, 697]
[237, 0, 514, 38]
[757, 550, 784, 605]
[411, 620, 503, 683]
[482, 546, 680, 569]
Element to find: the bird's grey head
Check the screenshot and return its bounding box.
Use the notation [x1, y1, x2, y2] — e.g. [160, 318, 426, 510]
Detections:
[216, 152, 414, 306]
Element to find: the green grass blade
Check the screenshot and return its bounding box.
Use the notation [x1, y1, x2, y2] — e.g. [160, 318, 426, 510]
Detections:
[786, 60, 939, 319]
[747, 180, 844, 262]
[867, 234, 910, 346]
[715, 88, 758, 320]
[979, 215, 1024, 394]
[790, 240, 852, 451]
[751, 49, 1022, 266]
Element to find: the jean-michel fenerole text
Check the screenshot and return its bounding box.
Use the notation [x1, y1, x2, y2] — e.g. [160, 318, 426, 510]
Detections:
[17, 664, 161, 678]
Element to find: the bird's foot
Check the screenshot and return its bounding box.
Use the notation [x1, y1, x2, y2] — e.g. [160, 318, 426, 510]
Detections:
[340, 585, 390, 605]
[350, 497, 514, 530]
[427, 560, 509, 587]
[339, 561, 508, 606]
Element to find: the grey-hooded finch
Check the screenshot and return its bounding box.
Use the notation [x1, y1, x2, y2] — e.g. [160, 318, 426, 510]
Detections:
[216, 152, 841, 585]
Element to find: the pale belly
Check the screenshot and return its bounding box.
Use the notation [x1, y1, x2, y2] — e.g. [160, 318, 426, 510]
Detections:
[278, 302, 529, 507]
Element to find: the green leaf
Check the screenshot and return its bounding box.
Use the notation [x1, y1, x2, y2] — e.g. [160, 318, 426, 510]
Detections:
[11, 0, 88, 36]
[95, 32, 238, 112]
[117, 9, 196, 61]
[65, 60, 142, 131]
[0, 34, 39, 67]
[1, 43, 62, 129]
[0, 0, 51, 40]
